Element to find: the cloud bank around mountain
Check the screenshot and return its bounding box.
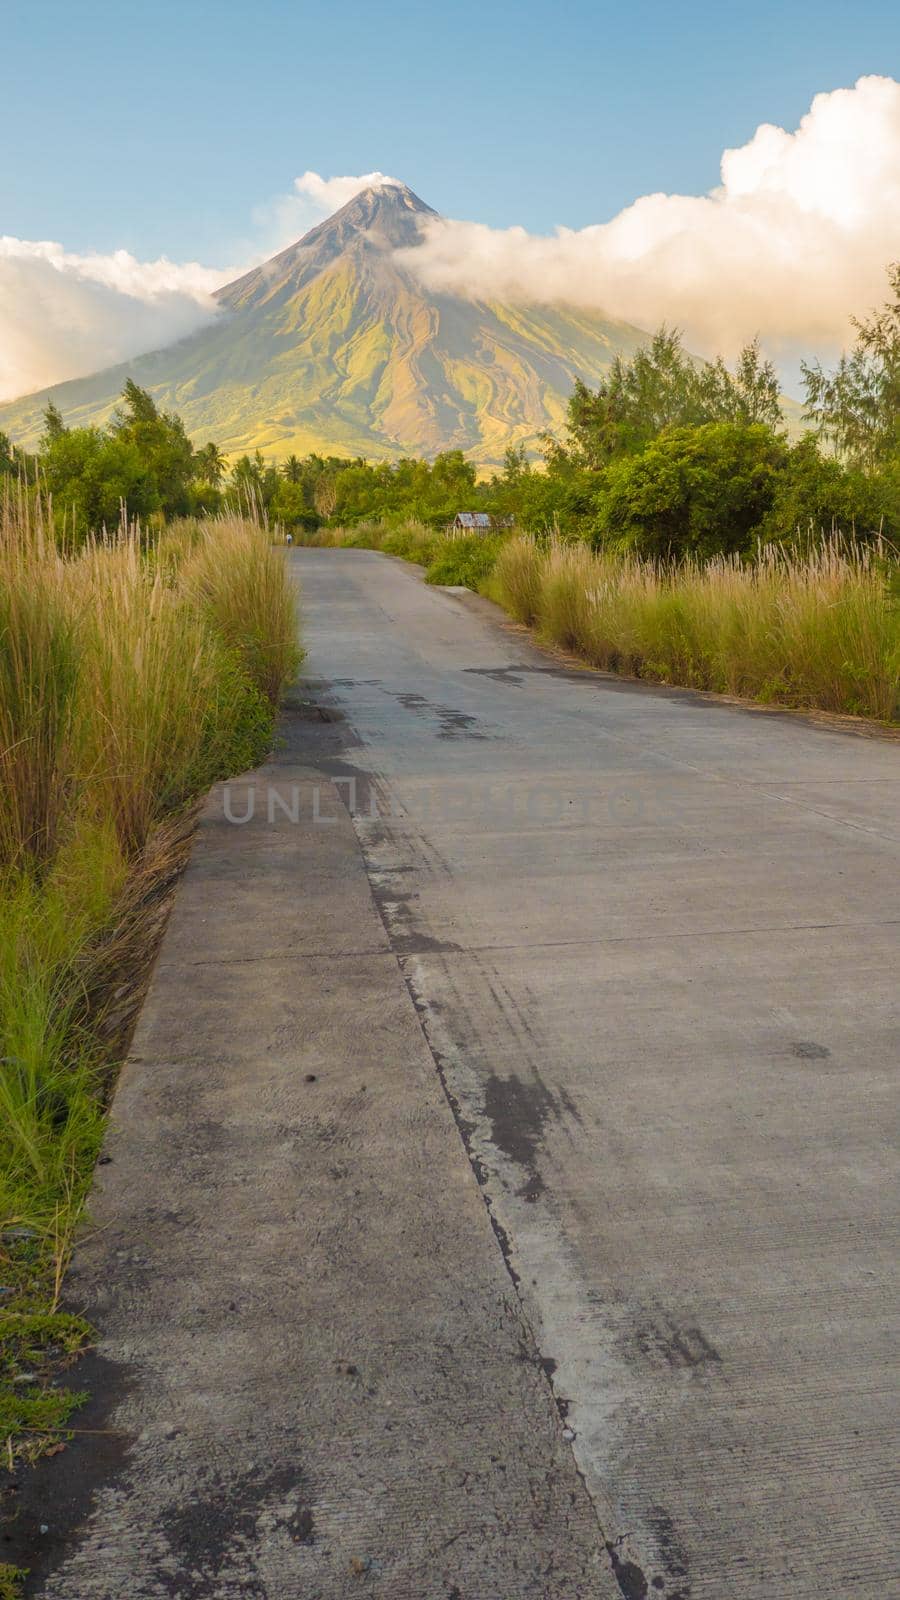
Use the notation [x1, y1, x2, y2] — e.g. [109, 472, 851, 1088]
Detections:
[1, 77, 898, 403]
[398, 75, 900, 361]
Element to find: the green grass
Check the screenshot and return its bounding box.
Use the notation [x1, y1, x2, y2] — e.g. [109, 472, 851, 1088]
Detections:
[0, 1564, 28, 1599]
[0, 495, 302, 1491]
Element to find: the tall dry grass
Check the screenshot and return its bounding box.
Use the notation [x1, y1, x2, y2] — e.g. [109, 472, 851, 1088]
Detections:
[180, 514, 301, 704]
[493, 535, 899, 720]
[0, 491, 302, 1457]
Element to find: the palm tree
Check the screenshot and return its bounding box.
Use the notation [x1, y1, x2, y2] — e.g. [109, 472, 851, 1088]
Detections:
[194, 441, 226, 485]
[282, 454, 303, 483]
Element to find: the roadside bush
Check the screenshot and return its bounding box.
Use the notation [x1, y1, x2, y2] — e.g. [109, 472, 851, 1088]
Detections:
[75, 543, 273, 855]
[379, 520, 439, 564]
[179, 515, 302, 705]
[491, 536, 546, 624]
[425, 532, 505, 588]
[0, 539, 80, 871]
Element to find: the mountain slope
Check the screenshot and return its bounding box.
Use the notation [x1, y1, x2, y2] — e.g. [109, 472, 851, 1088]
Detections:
[0, 184, 649, 466]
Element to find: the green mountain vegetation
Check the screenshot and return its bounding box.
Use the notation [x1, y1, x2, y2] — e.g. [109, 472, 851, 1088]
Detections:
[0, 184, 650, 468]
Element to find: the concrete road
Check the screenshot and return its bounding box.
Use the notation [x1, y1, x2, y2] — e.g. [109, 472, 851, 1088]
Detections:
[293, 548, 900, 1599]
[18, 554, 623, 1599]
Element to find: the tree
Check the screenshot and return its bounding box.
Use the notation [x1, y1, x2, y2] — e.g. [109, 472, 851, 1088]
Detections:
[698, 339, 783, 429]
[110, 380, 195, 516]
[314, 472, 338, 519]
[594, 423, 788, 560]
[282, 454, 303, 483]
[758, 436, 900, 547]
[230, 452, 263, 498]
[564, 329, 784, 467]
[229, 450, 281, 515]
[41, 426, 158, 536]
[194, 441, 226, 485]
[802, 263, 900, 469]
[41, 400, 67, 449]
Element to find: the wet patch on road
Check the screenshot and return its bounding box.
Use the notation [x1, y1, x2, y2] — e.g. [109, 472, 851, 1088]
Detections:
[383, 689, 489, 740]
[790, 1040, 831, 1060]
[0, 1349, 135, 1592]
[280, 701, 345, 723]
[463, 666, 525, 687]
[605, 1508, 693, 1600]
[646, 1506, 692, 1599]
[482, 1071, 581, 1201]
[367, 878, 462, 958]
[154, 1460, 315, 1598]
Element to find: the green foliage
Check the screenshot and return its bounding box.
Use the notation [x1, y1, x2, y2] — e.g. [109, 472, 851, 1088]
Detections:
[255, 449, 478, 530]
[759, 437, 900, 546]
[379, 522, 440, 562]
[41, 426, 158, 536]
[268, 478, 318, 531]
[110, 380, 196, 517]
[803, 263, 900, 469]
[0, 1239, 95, 1479]
[40, 401, 66, 449]
[0, 1563, 28, 1599]
[425, 532, 506, 588]
[26, 382, 233, 538]
[593, 423, 788, 560]
[194, 441, 226, 486]
[328, 450, 477, 526]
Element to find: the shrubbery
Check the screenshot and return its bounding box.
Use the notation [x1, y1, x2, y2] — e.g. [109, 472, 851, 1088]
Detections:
[425, 532, 506, 587]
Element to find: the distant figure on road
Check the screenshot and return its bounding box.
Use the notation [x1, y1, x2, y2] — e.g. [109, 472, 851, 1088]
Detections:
[285, 532, 293, 546]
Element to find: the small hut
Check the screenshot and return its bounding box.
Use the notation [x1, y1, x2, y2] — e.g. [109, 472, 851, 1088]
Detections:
[452, 512, 494, 534]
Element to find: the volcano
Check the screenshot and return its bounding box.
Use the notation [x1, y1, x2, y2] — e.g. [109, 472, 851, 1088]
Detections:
[0, 183, 648, 466]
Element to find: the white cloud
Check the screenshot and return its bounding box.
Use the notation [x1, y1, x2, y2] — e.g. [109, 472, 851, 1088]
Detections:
[0, 239, 226, 402]
[0, 169, 402, 403]
[396, 75, 900, 361]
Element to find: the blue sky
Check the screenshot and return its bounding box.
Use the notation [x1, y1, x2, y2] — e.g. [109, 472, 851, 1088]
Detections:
[2, 0, 898, 261]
